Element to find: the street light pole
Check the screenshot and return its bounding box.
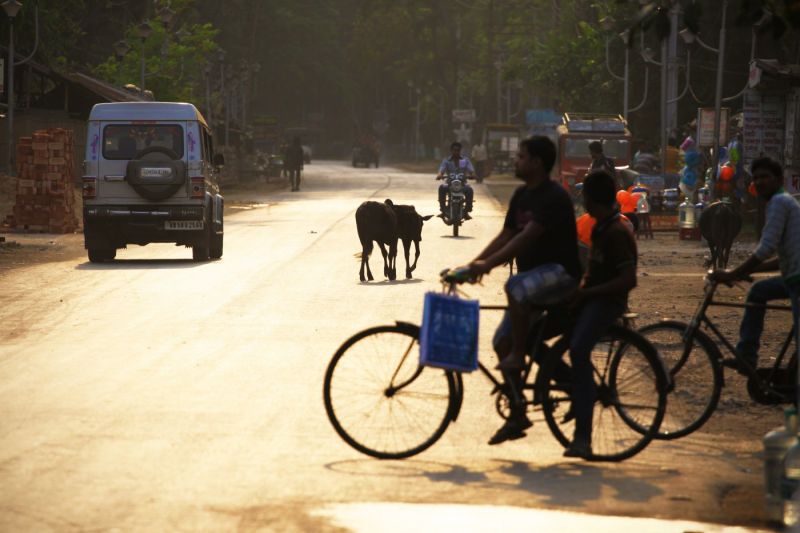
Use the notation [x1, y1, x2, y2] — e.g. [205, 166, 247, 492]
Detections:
[711, 0, 728, 190]
[3, 0, 21, 176]
[138, 21, 152, 92]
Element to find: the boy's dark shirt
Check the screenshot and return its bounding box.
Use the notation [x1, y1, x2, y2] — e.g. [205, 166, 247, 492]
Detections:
[503, 179, 581, 278]
[585, 216, 638, 306]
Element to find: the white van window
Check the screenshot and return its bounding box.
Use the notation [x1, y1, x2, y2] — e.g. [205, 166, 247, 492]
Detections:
[103, 124, 185, 160]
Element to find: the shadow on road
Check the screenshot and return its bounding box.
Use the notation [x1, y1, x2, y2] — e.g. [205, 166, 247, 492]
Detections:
[438, 234, 476, 240]
[358, 278, 425, 286]
[76, 259, 212, 270]
[325, 458, 672, 507]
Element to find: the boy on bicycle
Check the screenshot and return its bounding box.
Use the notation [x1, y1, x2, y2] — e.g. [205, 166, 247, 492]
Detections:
[565, 170, 638, 458]
[712, 157, 800, 384]
[461, 136, 581, 445]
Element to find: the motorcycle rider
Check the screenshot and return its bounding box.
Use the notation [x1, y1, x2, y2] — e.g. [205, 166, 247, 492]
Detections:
[437, 141, 475, 220]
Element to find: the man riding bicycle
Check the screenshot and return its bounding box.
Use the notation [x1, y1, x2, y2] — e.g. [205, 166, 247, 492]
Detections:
[712, 157, 800, 381]
[437, 141, 475, 219]
[456, 136, 581, 445]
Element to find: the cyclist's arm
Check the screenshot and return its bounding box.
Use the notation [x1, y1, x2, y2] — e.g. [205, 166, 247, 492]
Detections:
[473, 221, 542, 274]
[580, 263, 636, 299]
[754, 257, 780, 272]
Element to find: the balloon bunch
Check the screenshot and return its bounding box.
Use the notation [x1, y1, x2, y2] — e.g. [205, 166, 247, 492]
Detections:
[716, 138, 742, 196]
[679, 136, 701, 198]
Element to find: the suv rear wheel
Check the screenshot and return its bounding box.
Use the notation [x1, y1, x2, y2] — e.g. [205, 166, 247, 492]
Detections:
[88, 249, 116, 263]
[192, 208, 211, 261]
[210, 208, 223, 259]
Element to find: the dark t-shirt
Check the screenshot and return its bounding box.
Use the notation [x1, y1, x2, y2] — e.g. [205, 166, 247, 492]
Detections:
[503, 179, 581, 278]
[591, 156, 616, 177]
[585, 216, 638, 305]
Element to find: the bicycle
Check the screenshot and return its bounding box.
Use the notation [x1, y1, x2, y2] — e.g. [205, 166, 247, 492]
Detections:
[638, 275, 796, 440]
[323, 269, 668, 462]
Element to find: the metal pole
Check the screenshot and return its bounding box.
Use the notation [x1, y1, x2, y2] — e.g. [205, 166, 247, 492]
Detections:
[205, 73, 212, 124]
[496, 62, 502, 122]
[712, 0, 728, 191]
[140, 38, 145, 91]
[667, 3, 679, 137]
[623, 46, 629, 120]
[660, 38, 668, 177]
[414, 90, 421, 160]
[7, 16, 14, 175]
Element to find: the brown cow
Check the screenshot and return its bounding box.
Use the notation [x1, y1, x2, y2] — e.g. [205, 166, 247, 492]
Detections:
[355, 200, 398, 281]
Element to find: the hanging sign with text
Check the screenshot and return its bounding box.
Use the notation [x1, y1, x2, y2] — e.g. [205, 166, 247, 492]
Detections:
[697, 107, 730, 148]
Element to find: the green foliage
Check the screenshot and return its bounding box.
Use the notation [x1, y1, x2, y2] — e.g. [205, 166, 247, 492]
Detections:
[93, 21, 218, 102]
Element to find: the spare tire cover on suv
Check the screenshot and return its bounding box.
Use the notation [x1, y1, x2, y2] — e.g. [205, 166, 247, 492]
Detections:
[125, 146, 187, 201]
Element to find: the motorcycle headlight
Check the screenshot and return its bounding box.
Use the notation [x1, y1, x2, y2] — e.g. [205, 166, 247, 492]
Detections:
[450, 180, 464, 192]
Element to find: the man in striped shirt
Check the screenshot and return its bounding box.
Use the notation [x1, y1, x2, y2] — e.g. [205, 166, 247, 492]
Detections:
[713, 157, 800, 378]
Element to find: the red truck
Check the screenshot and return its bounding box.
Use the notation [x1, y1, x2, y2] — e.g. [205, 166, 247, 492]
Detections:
[556, 113, 632, 192]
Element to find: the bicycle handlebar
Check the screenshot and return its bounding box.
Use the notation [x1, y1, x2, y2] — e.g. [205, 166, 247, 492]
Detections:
[440, 267, 474, 285]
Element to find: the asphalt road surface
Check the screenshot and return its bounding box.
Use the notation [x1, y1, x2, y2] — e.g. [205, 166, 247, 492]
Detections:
[0, 162, 769, 531]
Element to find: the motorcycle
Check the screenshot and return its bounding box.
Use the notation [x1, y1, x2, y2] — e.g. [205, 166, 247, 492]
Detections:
[439, 171, 470, 237]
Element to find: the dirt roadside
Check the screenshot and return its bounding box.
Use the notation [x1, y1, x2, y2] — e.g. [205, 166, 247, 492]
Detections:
[0, 174, 287, 272]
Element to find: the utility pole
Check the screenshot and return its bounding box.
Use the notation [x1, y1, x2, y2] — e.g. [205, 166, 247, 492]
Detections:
[666, 2, 680, 139]
[711, 0, 728, 190]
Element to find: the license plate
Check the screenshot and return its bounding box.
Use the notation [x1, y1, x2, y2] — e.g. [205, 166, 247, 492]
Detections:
[142, 167, 172, 178]
[165, 220, 203, 230]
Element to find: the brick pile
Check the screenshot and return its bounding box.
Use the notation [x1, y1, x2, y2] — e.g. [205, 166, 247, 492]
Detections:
[3, 128, 80, 233]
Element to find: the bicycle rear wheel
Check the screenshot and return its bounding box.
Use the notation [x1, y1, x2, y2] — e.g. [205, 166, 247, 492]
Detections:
[323, 324, 457, 459]
[638, 320, 722, 439]
[541, 326, 667, 462]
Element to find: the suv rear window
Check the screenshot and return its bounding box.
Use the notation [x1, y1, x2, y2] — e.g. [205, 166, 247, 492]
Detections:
[103, 124, 184, 160]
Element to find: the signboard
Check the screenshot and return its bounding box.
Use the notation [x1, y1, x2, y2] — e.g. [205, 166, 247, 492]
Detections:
[697, 107, 730, 147]
[525, 109, 561, 126]
[742, 89, 785, 168]
[451, 109, 476, 123]
[453, 123, 472, 144]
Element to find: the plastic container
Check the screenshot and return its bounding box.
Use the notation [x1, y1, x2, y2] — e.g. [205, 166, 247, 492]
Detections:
[663, 188, 679, 210]
[678, 199, 696, 229]
[765, 408, 798, 524]
[783, 435, 800, 527]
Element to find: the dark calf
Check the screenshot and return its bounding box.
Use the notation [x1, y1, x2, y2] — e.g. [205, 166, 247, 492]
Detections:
[391, 201, 434, 279]
[355, 200, 398, 281]
[699, 201, 742, 270]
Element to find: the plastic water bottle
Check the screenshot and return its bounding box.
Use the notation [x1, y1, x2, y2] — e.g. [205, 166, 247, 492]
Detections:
[678, 199, 696, 228]
[783, 436, 800, 527]
[764, 408, 798, 524]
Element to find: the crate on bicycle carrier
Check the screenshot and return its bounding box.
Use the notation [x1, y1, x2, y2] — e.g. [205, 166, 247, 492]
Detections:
[419, 291, 479, 372]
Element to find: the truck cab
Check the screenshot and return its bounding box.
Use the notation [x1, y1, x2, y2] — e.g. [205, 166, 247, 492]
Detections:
[556, 113, 631, 191]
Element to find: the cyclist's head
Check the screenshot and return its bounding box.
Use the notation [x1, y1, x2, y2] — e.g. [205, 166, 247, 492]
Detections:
[450, 141, 462, 154]
[751, 157, 783, 198]
[588, 140, 603, 156]
[518, 136, 557, 175]
[583, 170, 617, 216]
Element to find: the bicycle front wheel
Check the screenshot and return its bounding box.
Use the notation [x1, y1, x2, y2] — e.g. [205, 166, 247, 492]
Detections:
[323, 324, 457, 459]
[541, 326, 667, 462]
[638, 320, 723, 439]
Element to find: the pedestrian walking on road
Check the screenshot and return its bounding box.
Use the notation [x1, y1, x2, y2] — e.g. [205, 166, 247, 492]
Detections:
[285, 137, 305, 192]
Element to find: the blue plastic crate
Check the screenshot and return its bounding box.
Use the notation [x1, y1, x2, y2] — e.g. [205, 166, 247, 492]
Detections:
[419, 292, 479, 372]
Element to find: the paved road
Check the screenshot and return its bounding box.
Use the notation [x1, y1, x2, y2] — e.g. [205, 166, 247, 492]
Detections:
[0, 162, 769, 531]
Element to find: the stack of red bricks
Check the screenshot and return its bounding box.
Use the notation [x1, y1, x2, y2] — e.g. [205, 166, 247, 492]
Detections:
[4, 128, 80, 233]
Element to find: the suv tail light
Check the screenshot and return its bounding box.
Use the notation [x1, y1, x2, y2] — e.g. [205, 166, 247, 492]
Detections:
[190, 177, 205, 199]
[82, 177, 97, 199]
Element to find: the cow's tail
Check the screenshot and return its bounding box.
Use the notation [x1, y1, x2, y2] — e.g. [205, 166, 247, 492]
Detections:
[357, 224, 373, 259]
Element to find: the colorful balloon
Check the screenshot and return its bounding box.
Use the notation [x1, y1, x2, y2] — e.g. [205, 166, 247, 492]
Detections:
[719, 165, 735, 182]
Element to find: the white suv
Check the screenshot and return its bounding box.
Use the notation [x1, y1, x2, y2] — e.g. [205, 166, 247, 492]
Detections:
[82, 102, 224, 262]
